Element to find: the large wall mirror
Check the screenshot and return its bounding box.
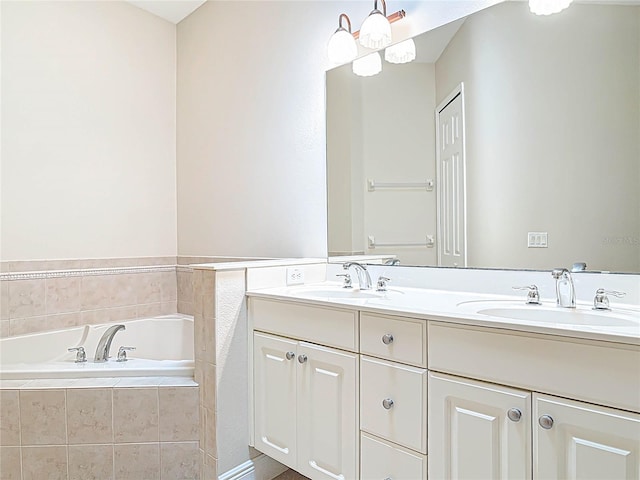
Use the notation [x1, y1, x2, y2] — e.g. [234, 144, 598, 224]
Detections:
[326, 1, 640, 273]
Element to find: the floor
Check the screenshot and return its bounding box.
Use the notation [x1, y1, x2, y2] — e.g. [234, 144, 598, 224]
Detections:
[274, 469, 309, 480]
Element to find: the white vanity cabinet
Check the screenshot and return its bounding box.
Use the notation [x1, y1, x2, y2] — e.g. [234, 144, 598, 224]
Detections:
[251, 299, 359, 480]
[428, 322, 640, 480]
[429, 372, 532, 480]
[534, 394, 640, 479]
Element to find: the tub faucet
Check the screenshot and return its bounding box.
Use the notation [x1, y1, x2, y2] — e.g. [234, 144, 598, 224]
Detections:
[94, 324, 125, 362]
[552, 268, 576, 308]
[343, 262, 372, 290]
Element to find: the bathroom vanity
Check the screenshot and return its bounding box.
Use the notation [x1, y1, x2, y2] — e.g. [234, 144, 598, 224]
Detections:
[247, 283, 640, 480]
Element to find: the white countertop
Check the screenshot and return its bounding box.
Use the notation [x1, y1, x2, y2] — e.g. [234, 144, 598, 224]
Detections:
[247, 283, 640, 346]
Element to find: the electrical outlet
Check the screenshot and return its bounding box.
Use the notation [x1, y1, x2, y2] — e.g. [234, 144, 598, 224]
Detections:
[286, 267, 305, 285]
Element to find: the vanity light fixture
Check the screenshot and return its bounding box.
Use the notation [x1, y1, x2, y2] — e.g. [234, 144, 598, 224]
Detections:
[384, 38, 416, 64]
[327, 14, 358, 65]
[352, 52, 382, 77]
[359, 0, 393, 49]
[529, 0, 573, 15]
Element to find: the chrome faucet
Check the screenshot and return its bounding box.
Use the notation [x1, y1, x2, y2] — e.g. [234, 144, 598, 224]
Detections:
[551, 268, 576, 308]
[94, 324, 125, 362]
[343, 262, 372, 290]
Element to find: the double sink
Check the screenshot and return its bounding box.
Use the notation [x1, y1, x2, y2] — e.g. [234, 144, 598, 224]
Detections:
[283, 284, 639, 329]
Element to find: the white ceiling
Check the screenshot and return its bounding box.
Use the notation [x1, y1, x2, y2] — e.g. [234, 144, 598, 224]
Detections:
[127, 0, 206, 24]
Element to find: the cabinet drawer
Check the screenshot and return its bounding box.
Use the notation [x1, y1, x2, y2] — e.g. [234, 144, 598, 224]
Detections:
[250, 298, 358, 351]
[360, 356, 427, 453]
[360, 312, 426, 367]
[360, 432, 427, 480]
[429, 322, 640, 413]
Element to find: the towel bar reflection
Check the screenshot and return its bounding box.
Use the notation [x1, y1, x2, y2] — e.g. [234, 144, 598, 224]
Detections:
[367, 179, 434, 191]
[368, 235, 435, 248]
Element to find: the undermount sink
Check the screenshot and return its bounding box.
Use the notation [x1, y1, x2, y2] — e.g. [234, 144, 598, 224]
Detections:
[458, 300, 639, 327]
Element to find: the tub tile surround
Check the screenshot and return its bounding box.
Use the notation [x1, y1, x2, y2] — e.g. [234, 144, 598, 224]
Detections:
[0, 379, 199, 480]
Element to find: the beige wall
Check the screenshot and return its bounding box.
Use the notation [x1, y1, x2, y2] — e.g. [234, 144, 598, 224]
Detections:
[176, 1, 499, 259]
[436, 2, 640, 271]
[1, 1, 177, 262]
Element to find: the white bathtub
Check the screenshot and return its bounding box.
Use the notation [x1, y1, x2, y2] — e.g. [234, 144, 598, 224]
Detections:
[0, 314, 194, 380]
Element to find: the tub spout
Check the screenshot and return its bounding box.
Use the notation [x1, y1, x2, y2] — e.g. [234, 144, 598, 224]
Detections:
[94, 324, 125, 362]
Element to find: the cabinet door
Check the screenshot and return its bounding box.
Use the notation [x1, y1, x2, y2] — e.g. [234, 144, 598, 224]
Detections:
[534, 393, 640, 480]
[296, 341, 359, 480]
[253, 332, 298, 468]
[429, 372, 531, 480]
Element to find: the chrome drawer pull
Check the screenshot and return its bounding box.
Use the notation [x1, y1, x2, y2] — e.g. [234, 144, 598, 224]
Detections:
[507, 408, 522, 422]
[285, 351, 295, 361]
[539, 415, 554, 429]
[382, 334, 394, 345]
[298, 354, 308, 364]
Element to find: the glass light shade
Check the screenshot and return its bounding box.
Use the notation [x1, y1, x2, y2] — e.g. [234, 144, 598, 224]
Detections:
[327, 29, 358, 64]
[529, 0, 573, 16]
[359, 11, 392, 49]
[384, 39, 416, 64]
[352, 52, 382, 77]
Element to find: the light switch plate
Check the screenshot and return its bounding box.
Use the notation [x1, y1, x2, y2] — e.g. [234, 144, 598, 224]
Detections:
[528, 232, 548, 248]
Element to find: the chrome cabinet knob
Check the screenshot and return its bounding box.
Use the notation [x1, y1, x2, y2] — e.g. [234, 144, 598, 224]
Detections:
[382, 334, 394, 345]
[382, 398, 394, 410]
[298, 354, 308, 364]
[507, 408, 522, 422]
[285, 351, 295, 361]
[539, 415, 554, 429]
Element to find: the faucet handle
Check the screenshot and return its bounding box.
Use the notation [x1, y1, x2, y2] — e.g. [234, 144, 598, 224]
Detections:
[68, 347, 87, 363]
[593, 289, 626, 311]
[336, 273, 352, 288]
[551, 268, 569, 279]
[117, 346, 136, 362]
[376, 276, 391, 292]
[512, 285, 541, 305]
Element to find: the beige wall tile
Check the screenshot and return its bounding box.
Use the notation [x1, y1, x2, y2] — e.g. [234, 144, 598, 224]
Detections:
[81, 306, 138, 325]
[203, 363, 216, 412]
[178, 300, 193, 316]
[21, 446, 67, 480]
[20, 390, 67, 445]
[159, 387, 199, 442]
[203, 317, 215, 365]
[0, 320, 9, 338]
[9, 313, 81, 336]
[160, 271, 178, 302]
[67, 388, 113, 444]
[177, 270, 193, 305]
[203, 453, 217, 480]
[0, 446, 21, 480]
[194, 312, 205, 362]
[1, 281, 9, 320]
[113, 388, 158, 443]
[0, 390, 20, 446]
[68, 444, 114, 480]
[8, 279, 45, 319]
[81, 275, 136, 310]
[135, 272, 162, 304]
[203, 407, 216, 458]
[114, 443, 160, 480]
[160, 442, 199, 480]
[46, 276, 81, 314]
[136, 301, 177, 319]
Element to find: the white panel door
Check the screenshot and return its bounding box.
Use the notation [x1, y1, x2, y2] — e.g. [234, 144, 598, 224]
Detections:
[436, 88, 467, 267]
[253, 332, 298, 468]
[429, 372, 531, 480]
[534, 393, 640, 480]
[296, 341, 359, 480]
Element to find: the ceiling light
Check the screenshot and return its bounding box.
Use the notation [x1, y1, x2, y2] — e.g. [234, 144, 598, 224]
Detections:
[327, 14, 358, 65]
[359, 0, 392, 49]
[385, 38, 416, 64]
[529, 0, 573, 16]
[352, 52, 382, 77]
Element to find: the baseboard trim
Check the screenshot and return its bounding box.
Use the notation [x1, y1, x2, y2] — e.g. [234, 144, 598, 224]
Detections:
[218, 454, 288, 480]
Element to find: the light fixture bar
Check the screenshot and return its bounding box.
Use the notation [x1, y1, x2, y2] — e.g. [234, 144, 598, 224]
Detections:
[353, 9, 405, 40]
